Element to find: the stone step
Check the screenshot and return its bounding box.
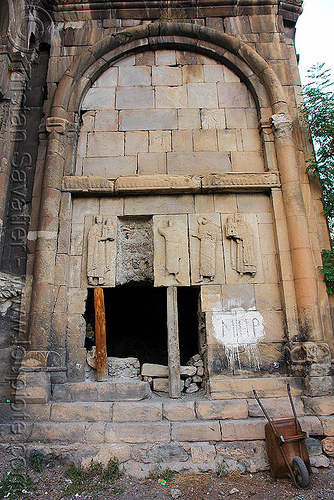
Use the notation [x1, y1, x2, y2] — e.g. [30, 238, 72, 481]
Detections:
[51, 379, 151, 402]
[0, 415, 323, 448]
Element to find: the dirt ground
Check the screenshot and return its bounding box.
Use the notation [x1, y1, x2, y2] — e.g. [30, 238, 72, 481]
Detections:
[0, 458, 333, 500]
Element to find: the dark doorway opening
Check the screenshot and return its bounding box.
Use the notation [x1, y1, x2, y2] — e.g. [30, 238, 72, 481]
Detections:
[105, 285, 167, 364]
[177, 287, 200, 365]
[85, 285, 200, 367]
[84, 286, 168, 365]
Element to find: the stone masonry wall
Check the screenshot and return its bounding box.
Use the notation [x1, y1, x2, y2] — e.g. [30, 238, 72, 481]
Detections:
[78, 50, 263, 177]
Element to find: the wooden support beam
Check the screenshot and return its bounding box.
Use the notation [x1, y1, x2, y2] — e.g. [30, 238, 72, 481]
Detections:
[167, 286, 181, 398]
[94, 287, 108, 382]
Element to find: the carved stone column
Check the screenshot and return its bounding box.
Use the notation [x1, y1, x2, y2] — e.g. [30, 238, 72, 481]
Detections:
[28, 117, 72, 351]
[271, 113, 322, 339]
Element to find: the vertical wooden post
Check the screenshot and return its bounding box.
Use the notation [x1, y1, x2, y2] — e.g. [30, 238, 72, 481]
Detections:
[167, 286, 181, 398]
[94, 287, 108, 382]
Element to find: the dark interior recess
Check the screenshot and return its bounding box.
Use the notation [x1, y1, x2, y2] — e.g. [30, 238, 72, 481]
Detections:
[85, 285, 200, 367]
[177, 286, 200, 365]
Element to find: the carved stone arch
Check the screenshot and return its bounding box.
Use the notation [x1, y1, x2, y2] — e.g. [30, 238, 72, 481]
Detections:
[30, 21, 323, 357]
[51, 22, 285, 122]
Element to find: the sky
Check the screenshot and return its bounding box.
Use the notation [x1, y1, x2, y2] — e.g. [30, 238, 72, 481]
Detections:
[295, 0, 334, 85]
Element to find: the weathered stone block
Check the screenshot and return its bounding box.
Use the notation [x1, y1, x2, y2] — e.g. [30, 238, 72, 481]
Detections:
[163, 401, 196, 421]
[152, 66, 182, 86]
[231, 151, 264, 172]
[303, 396, 334, 416]
[247, 397, 304, 418]
[124, 194, 194, 216]
[203, 64, 224, 83]
[97, 380, 152, 401]
[200, 285, 222, 312]
[155, 50, 176, 66]
[132, 444, 189, 463]
[118, 66, 151, 86]
[153, 378, 169, 392]
[241, 129, 262, 151]
[51, 402, 111, 422]
[95, 111, 118, 132]
[125, 131, 148, 155]
[187, 83, 218, 108]
[193, 129, 218, 151]
[149, 131, 172, 152]
[225, 108, 247, 128]
[319, 416, 334, 436]
[191, 443, 216, 463]
[83, 156, 137, 178]
[93, 66, 118, 87]
[182, 65, 204, 83]
[220, 419, 265, 441]
[177, 109, 201, 129]
[217, 82, 250, 108]
[310, 454, 330, 467]
[322, 437, 334, 457]
[82, 444, 131, 466]
[82, 87, 115, 110]
[216, 440, 267, 460]
[298, 416, 323, 436]
[210, 377, 302, 399]
[116, 88, 154, 109]
[119, 109, 177, 131]
[172, 130, 192, 151]
[304, 376, 333, 397]
[156, 86, 187, 108]
[84, 423, 105, 444]
[16, 372, 50, 404]
[167, 152, 231, 175]
[172, 421, 221, 442]
[105, 422, 170, 443]
[305, 437, 322, 456]
[137, 152, 166, 174]
[196, 400, 248, 420]
[29, 423, 85, 443]
[217, 130, 238, 151]
[112, 402, 162, 422]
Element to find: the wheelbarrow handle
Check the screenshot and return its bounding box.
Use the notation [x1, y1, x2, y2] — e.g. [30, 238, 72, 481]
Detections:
[287, 382, 298, 425]
[253, 389, 278, 436]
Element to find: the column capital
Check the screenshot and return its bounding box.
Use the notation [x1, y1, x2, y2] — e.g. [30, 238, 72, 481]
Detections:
[271, 113, 293, 139]
[46, 116, 70, 135]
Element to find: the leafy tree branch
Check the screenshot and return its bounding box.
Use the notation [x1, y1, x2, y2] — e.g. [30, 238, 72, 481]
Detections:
[300, 63, 334, 293]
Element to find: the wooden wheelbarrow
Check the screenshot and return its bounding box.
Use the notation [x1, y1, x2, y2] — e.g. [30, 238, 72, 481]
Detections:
[253, 383, 311, 488]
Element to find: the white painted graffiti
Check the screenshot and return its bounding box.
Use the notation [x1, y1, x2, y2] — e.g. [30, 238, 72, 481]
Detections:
[212, 309, 265, 371]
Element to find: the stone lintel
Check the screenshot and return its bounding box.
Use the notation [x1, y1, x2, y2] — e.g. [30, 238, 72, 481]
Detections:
[62, 172, 280, 196]
[115, 174, 201, 195]
[62, 175, 115, 194]
[202, 172, 280, 192]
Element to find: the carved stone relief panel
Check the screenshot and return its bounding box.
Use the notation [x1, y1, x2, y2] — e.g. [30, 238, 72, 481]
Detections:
[86, 215, 117, 287]
[153, 214, 190, 287]
[222, 213, 264, 284]
[116, 216, 154, 285]
[189, 213, 225, 285]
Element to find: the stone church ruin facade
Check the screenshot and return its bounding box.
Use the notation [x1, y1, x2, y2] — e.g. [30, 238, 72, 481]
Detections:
[0, 0, 333, 474]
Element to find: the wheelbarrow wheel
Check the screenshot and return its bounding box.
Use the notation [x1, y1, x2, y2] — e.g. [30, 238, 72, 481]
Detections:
[292, 456, 310, 488]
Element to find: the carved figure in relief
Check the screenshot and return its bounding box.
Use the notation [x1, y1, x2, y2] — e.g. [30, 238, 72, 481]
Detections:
[226, 214, 257, 276]
[192, 216, 219, 281]
[158, 219, 182, 282]
[87, 216, 115, 285]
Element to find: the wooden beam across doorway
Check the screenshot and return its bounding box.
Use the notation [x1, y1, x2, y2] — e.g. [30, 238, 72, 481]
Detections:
[167, 286, 182, 398]
[94, 287, 108, 382]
